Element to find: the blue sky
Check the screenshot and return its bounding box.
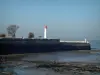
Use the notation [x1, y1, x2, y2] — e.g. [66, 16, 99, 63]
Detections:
[0, 0, 100, 40]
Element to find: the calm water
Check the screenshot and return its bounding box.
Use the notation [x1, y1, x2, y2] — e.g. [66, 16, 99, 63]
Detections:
[1, 40, 100, 75]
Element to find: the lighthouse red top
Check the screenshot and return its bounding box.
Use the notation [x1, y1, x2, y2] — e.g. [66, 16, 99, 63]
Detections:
[44, 25, 47, 29]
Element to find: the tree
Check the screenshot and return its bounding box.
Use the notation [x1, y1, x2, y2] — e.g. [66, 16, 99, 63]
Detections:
[0, 34, 6, 37]
[7, 25, 19, 38]
[28, 32, 34, 39]
[38, 36, 42, 39]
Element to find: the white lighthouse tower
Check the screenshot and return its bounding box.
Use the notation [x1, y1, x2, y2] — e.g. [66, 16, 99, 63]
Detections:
[44, 25, 47, 39]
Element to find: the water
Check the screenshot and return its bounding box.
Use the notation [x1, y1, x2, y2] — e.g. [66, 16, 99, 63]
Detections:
[1, 40, 100, 75]
[90, 40, 100, 50]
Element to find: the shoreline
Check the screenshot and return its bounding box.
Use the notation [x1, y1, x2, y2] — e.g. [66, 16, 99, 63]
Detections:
[0, 51, 100, 75]
[0, 60, 100, 74]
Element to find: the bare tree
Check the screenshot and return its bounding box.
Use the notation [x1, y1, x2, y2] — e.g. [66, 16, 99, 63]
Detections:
[0, 34, 6, 37]
[28, 32, 34, 39]
[7, 25, 19, 38]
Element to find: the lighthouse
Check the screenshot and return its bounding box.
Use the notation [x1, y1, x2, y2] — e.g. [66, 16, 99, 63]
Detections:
[44, 25, 47, 39]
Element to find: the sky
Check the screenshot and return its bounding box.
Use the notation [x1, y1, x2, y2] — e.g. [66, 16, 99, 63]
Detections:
[0, 0, 100, 40]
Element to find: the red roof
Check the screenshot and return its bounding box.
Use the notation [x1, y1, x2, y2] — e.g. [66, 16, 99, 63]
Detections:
[44, 25, 47, 29]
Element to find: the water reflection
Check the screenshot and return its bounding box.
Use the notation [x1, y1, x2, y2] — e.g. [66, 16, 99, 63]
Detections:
[22, 51, 100, 63]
